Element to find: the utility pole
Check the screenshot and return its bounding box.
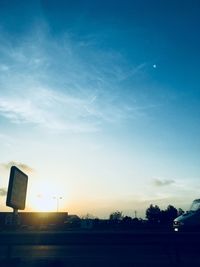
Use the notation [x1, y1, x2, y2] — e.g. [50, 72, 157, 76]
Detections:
[134, 210, 137, 218]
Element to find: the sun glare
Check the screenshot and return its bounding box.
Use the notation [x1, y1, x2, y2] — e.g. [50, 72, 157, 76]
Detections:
[27, 180, 66, 212]
[29, 195, 57, 212]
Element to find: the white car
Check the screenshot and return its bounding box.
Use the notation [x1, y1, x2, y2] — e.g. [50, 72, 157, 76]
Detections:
[173, 199, 200, 232]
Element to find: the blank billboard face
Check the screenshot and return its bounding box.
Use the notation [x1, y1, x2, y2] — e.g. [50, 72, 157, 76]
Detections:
[6, 166, 28, 210]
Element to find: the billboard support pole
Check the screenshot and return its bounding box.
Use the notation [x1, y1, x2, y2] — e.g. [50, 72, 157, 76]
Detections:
[12, 208, 18, 227]
[6, 208, 18, 259]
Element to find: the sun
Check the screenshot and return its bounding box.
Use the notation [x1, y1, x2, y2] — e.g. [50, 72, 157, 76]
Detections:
[27, 180, 65, 212]
[29, 195, 57, 212]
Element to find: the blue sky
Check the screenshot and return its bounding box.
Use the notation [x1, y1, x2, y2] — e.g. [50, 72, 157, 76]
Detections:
[0, 0, 200, 217]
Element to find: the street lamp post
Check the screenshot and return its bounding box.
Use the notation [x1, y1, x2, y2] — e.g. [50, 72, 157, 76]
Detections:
[53, 196, 63, 212]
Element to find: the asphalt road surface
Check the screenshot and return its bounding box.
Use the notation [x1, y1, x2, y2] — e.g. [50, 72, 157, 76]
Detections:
[0, 231, 200, 266]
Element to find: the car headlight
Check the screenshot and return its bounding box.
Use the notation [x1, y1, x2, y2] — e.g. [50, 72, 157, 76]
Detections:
[174, 221, 184, 226]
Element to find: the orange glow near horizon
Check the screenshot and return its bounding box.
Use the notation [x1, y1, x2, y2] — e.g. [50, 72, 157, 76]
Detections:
[27, 180, 67, 212]
[28, 195, 57, 212]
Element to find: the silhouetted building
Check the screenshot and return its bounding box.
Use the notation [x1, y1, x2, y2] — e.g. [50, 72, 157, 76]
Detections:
[0, 212, 73, 229]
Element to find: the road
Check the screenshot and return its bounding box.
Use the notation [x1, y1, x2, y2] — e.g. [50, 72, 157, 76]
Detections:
[0, 231, 200, 266]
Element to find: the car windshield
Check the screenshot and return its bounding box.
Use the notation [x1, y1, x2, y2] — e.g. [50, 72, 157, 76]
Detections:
[190, 201, 200, 211]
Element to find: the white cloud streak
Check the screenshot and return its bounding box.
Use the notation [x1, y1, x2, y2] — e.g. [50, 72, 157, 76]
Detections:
[0, 26, 151, 133]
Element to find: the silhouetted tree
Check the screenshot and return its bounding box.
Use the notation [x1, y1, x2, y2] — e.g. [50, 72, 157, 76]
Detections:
[159, 210, 167, 224]
[165, 205, 177, 222]
[81, 213, 96, 219]
[177, 208, 184, 216]
[122, 216, 132, 223]
[132, 217, 141, 225]
[120, 216, 132, 229]
[158, 205, 178, 225]
[146, 204, 161, 223]
[109, 211, 123, 221]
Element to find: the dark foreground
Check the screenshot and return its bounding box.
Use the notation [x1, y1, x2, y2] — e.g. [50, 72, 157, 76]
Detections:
[0, 231, 200, 267]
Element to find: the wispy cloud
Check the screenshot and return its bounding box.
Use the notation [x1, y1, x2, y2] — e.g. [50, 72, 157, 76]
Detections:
[0, 188, 7, 197]
[0, 26, 153, 133]
[1, 161, 34, 173]
[153, 179, 175, 187]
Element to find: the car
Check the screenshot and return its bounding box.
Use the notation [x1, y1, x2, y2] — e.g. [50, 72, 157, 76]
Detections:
[173, 199, 200, 232]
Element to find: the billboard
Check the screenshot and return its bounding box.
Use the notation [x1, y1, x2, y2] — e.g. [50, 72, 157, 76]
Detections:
[6, 166, 28, 210]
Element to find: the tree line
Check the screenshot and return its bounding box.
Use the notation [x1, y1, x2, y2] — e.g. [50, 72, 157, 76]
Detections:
[83, 204, 184, 224]
[108, 204, 184, 226]
[145, 204, 184, 225]
[64, 204, 185, 230]
[78, 204, 185, 231]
